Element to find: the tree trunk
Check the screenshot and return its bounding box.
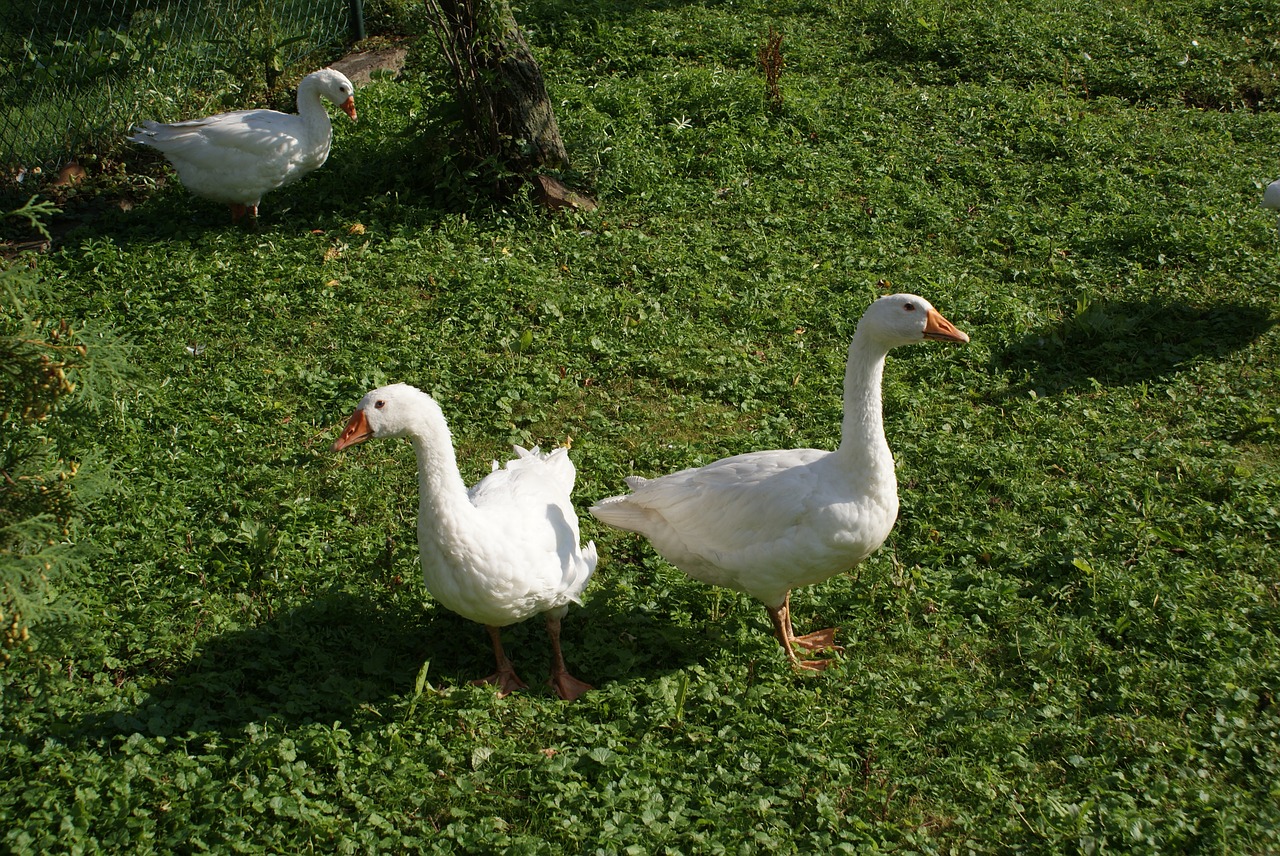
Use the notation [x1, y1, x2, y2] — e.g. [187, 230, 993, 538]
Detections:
[426, 0, 569, 178]
[488, 19, 568, 172]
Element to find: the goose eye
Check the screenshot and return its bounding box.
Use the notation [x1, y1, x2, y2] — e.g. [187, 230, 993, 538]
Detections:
[903, 302, 917, 312]
[374, 400, 386, 409]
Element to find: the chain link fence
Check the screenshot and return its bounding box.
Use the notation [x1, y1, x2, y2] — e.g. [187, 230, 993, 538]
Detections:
[1, 0, 359, 183]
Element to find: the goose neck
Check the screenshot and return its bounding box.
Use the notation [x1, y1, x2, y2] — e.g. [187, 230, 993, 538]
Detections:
[837, 332, 891, 468]
[296, 82, 334, 135]
[403, 410, 472, 518]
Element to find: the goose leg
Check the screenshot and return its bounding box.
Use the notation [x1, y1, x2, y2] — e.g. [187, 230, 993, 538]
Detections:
[783, 592, 843, 653]
[472, 624, 528, 696]
[766, 593, 840, 671]
[228, 203, 259, 226]
[544, 613, 592, 701]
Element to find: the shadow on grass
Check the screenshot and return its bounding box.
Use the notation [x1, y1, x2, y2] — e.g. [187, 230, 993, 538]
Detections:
[69, 587, 427, 742]
[43, 128, 469, 252]
[569, 572, 725, 684]
[996, 298, 1275, 394]
[67, 571, 705, 744]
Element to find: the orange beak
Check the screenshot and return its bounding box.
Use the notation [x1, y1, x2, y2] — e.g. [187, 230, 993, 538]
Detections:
[341, 97, 357, 122]
[923, 308, 969, 344]
[332, 408, 372, 451]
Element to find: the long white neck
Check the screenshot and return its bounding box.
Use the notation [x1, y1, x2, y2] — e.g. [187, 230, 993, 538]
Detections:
[400, 401, 475, 526]
[295, 79, 335, 144]
[837, 328, 895, 483]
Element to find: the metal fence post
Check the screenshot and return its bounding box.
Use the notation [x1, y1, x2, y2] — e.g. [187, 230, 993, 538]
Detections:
[350, 0, 365, 41]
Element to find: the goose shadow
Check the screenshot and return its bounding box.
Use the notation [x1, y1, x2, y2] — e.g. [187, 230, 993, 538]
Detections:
[65, 568, 707, 746]
[567, 570, 727, 683]
[68, 587, 428, 744]
[995, 298, 1275, 395]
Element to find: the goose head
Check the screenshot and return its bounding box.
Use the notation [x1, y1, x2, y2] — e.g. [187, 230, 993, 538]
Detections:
[309, 68, 358, 121]
[858, 293, 970, 349]
[332, 383, 435, 451]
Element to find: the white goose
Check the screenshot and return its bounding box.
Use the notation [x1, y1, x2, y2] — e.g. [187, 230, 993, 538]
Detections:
[1263, 179, 1280, 233]
[590, 294, 968, 670]
[333, 383, 597, 700]
[1264, 179, 1280, 207]
[129, 68, 357, 222]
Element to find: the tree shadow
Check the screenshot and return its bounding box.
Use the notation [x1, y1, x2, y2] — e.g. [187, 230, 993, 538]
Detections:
[995, 298, 1275, 395]
[528, 0, 734, 25]
[30, 120, 465, 255]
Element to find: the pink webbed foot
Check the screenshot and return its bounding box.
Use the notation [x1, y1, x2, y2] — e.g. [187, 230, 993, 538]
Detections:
[548, 670, 593, 702]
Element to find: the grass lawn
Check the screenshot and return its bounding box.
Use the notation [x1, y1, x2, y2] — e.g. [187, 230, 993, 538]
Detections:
[3, 0, 1279, 852]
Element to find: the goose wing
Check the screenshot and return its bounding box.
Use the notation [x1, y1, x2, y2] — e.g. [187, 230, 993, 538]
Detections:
[591, 448, 831, 560]
[467, 446, 596, 605]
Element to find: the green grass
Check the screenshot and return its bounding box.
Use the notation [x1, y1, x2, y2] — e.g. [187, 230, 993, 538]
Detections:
[3, 0, 1279, 852]
[2, 0, 350, 171]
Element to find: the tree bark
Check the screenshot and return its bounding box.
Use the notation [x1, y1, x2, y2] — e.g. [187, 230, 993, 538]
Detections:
[426, 0, 569, 177]
[488, 20, 568, 172]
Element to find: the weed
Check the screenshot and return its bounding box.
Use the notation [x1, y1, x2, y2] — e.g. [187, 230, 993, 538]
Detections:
[1, 0, 1278, 852]
[759, 25, 784, 112]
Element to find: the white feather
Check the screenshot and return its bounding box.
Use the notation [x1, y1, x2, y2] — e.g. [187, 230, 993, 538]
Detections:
[591, 293, 967, 639]
[341, 384, 596, 628]
[129, 68, 356, 215]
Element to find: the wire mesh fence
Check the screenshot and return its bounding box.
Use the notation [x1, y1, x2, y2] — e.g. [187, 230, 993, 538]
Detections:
[0, 0, 358, 182]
